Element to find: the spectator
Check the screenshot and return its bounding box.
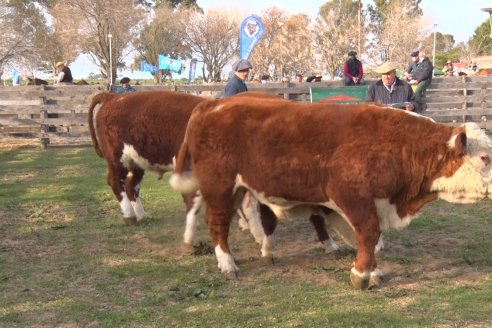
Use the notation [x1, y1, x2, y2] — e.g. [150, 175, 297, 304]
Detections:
[12, 68, 20, 86]
[365, 62, 418, 112]
[343, 51, 365, 86]
[469, 61, 478, 74]
[224, 59, 252, 97]
[294, 74, 303, 83]
[306, 74, 322, 82]
[116, 77, 136, 93]
[403, 50, 419, 81]
[54, 61, 73, 85]
[409, 50, 433, 108]
[443, 60, 454, 77]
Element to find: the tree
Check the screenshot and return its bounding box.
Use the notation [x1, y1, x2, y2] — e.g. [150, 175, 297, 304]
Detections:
[249, 7, 287, 80]
[184, 10, 239, 82]
[51, 0, 146, 83]
[0, 0, 51, 78]
[366, 0, 422, 67]
[469, 20, 492, 56]
[135, 5, 192, 83]
[313, 0, 362, 78]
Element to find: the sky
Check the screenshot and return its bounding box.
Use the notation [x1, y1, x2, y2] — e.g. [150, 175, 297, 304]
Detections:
[70, 0, 492, 79]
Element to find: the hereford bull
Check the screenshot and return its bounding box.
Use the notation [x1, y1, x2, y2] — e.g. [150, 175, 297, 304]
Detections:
[87, 90, 330, 249]
[170, 97, 492, 289]
[88, 91, 206, 241]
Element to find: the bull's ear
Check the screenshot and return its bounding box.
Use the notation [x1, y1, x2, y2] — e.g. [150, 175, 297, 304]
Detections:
[454, 131, 467, 155]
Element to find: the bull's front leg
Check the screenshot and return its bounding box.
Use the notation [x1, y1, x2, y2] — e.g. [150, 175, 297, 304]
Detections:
[205, 206, 238, 275]
[348, 210, 382, 290]
[125, 168, 148, 221]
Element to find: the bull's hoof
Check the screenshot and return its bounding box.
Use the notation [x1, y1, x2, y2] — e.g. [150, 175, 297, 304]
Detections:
[124, 217, 137, 226]
[350, 268, 370, 290]
[180, 242, 194, 254]
[368, 275, 382, 290]
[260, 254, 275, 265]
[369, 269, 383, 289]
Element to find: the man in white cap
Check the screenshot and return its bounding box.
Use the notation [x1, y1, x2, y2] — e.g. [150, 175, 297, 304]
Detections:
[365, 62, 418, 112]
[54, 61, 73, 85]
[224, 59, 252, 97]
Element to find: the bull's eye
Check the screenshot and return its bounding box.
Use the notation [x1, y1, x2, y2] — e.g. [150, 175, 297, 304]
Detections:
[481, 155, 491, 166]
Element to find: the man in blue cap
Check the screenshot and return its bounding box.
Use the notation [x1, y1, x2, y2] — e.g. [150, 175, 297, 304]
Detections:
[224, 59, 252, 97]
[403, 50, 419, 81]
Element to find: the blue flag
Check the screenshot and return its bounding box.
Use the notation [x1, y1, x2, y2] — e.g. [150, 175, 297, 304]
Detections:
[239, 16, 264, 60]
[140, 61, 157, 75]
[158, 55, 182, 73]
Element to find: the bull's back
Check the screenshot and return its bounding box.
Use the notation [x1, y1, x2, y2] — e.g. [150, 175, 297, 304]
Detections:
[186, 99, 456, 199]
[96, 91, 205, 164]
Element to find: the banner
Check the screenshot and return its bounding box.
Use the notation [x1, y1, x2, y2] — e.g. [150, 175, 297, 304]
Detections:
[140, 61, 157, 75]
[239, 16, 265, 60]
[188, 58, 197, 83]
[158, 55, 182, 73]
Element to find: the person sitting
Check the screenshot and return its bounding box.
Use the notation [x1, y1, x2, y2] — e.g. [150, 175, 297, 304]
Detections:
[294, 74, 303, 83]
[343, 51, 365, 86]
[365, 62, 418, 112]
[54, 61, 73, 85]
[115, 77, 136, 93]
[403, 50, 419, 81]
[409, 51, 433, 108]
[443, 60, 454, 77]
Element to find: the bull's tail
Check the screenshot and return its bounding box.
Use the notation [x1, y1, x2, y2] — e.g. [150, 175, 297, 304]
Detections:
[88, 92, 115, 158]
[169, 136, 199, 194]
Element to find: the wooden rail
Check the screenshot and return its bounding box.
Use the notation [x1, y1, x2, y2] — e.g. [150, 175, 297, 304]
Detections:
[1, 77, 491, 148]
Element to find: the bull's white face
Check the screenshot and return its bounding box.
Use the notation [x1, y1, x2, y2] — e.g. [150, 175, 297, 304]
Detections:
[431, 123, 492, 203]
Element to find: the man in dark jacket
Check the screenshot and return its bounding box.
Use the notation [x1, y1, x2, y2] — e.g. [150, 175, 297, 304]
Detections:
[410, 50, 433, 108]
[403, 50, 419, 81]
[224, 59, 252, 97]
[365, 62, 418, 112]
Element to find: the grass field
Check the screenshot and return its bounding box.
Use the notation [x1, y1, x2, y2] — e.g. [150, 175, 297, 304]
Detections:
[0, 147, 491, 327]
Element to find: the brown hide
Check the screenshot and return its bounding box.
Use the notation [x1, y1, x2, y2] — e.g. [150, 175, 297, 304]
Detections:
[183, 98, 464, 214]
[94, 91, 204, 173]
[88, 91, 205, 225]
[175, 97, 469, 286]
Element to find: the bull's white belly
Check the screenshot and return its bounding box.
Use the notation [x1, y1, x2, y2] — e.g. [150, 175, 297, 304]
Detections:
[234, 174, 418, 232]
[121, 143, 174, 175]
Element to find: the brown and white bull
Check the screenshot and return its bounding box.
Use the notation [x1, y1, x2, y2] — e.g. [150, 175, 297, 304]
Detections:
[88, 91, 205, 243]
[88, 90, 345, 252]
[170, 97, 492, 289]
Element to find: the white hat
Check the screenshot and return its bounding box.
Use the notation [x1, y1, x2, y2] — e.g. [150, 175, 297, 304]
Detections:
[375, 62, 398, 74]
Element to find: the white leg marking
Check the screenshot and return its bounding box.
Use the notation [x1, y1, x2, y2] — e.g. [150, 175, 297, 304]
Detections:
[183, 194, 202, 245]
[375, 235, 385, 253]
[131, 198, 148, 221]
[241, 196, 266, 244]
[351, 267, 370, 280]
[215, 245, 239, 273]
[370, 268, 384, 278]
[321, 236, 340, 253]
[119, 192, 135, 218]
[260, 235, 275, 258]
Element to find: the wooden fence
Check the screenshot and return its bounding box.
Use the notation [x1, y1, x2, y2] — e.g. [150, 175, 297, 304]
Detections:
[1, 76, 491, 148]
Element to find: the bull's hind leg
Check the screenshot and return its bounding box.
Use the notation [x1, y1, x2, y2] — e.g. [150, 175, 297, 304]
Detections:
[205, 205, 238, 274]
[125, 168, 148, 221]
[182, 191, 202, 245]
[309, 214, 340, 253]
[258, 204, 277, 260]
[107, 163, 136, 224]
